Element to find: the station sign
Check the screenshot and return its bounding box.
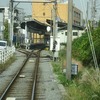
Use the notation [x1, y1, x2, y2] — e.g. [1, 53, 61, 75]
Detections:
[71, 64, 78, 75]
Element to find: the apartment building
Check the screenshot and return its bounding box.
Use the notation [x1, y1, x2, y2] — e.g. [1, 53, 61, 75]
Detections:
[32, 1, 82, 26]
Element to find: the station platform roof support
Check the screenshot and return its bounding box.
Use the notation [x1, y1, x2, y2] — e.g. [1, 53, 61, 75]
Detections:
[21, 19, 49, 34]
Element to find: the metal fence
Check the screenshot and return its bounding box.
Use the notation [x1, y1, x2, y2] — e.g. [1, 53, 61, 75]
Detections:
[0, 46, 15, 64]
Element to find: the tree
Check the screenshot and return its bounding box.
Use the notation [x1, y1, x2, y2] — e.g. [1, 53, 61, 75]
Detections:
[3, 20, 9, 42]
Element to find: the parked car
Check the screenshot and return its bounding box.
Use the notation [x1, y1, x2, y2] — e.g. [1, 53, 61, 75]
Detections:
[0, 40, 7, 50]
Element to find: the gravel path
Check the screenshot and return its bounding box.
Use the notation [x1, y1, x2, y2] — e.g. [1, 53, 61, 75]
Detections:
[36, 50, 63, 100]
[0, 51, 26, 96]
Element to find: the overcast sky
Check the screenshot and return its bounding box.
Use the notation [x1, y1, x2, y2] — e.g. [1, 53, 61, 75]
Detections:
[1, 0, 100, 21]
[0, 0, 88, 15]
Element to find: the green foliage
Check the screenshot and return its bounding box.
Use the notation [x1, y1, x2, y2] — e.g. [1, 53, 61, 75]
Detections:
[66, 68, 100, 100]
[72, 28, 100, 67]
[52, 48, 100, 100]
[52, 62, 62, 74]
[58, 74, 71, 86]
[52, 29, 100, 99]
[59, 49, 66, 59]
[3, 20, 9, 42]
[52, 61, 70, 86]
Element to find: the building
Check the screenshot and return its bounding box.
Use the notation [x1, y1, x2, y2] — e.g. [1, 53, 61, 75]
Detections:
[0, 7, 9, 39]
[0, 6, 25, 42]
[32, 1, 84, 44]
[32, 1, 83, 26]
[0, 7, 9, 21]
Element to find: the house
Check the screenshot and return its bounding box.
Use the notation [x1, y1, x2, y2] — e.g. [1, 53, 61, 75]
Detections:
[0, 7, 9, 39]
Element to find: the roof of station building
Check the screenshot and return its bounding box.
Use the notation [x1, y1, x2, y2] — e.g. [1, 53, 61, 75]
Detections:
[21, 19, 49, 34]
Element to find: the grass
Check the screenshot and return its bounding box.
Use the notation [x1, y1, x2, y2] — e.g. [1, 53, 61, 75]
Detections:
[66, 68, 100, 100]
[52, 61, 71, 87]
[0, 56, 16, 73]
[52, 51, 100, 100]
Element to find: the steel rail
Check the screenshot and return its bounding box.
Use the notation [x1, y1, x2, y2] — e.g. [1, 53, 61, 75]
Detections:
[0, 51, 33, 100]
[31, 51, 40, 100]
[17, 49, 39, 57]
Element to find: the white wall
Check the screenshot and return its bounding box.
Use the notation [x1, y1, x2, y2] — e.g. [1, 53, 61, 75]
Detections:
[57, 30, 84, 43]
[0, 7, 9, 21]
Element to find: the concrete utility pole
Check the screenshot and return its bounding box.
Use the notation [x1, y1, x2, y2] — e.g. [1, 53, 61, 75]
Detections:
[86, 2, 89, 21]
[52, 0, 58, 61]
[66, 0, 73, 80]
[53, 0, 57, 44]
[91, 0, 96, 27]
[9, 0, 13, 46]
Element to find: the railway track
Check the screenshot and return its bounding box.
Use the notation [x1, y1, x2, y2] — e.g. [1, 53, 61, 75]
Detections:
[0, 50, 41, 100]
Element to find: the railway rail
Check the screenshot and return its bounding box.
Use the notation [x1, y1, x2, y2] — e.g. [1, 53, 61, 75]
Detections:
[0, 50, 41, 100]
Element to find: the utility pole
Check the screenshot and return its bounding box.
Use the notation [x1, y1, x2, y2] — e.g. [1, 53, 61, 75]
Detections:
[91, 0, 96, 28]
[52, 0, 58, 61]
[86, 2, 89, 21]
[86, 1, 89, 27]
[66, 0, 73, 80]
[9, 0, 13, 46]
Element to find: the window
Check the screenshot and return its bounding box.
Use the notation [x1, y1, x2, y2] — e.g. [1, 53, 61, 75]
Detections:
[73, 32, 78, 36]
[65, 32, 67, 36]
[43, 12, 45, 16]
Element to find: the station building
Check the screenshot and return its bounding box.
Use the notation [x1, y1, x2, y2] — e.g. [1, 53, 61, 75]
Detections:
[31, 1, 84, 44]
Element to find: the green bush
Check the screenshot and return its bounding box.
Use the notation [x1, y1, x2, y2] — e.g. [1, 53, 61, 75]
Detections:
[72, 28, 100, 67]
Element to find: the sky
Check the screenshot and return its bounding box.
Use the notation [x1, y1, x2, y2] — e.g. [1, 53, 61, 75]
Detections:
[0, 0, 100, 21]
[0, 0, 88, 15]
